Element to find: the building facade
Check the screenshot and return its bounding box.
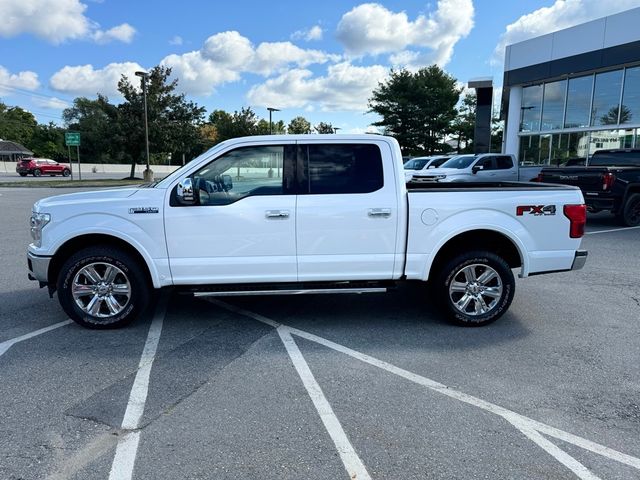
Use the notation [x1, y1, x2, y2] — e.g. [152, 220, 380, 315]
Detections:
[502, 7, 640, 168]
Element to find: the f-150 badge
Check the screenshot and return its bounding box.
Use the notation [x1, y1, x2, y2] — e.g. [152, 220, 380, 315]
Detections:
[129, 207, 159, 214]
[516, 205, 556, 216]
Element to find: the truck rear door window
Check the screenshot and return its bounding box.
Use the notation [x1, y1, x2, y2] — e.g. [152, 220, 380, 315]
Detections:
[302, 144, 384, 194]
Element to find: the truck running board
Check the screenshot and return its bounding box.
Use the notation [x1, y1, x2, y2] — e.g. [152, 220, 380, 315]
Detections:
[193, 287, 387, 297]
[185, 281, 394, 298]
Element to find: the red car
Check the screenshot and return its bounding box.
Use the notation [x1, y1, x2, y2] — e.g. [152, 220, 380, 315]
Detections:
[16, 158, 71, 177]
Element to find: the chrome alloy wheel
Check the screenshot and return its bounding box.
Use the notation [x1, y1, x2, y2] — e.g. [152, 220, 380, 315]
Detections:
[71, 262, 131, 318]
[448, 264, 503, 316]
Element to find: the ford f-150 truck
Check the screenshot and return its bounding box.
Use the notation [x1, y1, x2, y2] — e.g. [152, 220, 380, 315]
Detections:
[538, 149, 640, 226]
[27, 135, 588, 329]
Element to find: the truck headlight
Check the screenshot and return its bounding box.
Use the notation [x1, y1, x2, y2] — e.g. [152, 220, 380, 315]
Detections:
[434, 175, 447, 181]
[30, 212, 51, 247]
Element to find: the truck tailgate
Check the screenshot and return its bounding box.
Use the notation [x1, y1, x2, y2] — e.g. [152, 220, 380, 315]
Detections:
[539, 167, 606, 190]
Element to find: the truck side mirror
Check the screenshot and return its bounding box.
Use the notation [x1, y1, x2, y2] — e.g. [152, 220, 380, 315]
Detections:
[472, 165, 484, 174]
[176, 177, 196, 205]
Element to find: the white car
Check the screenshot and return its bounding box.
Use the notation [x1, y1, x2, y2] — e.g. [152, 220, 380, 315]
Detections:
[411, 153, 520, 183]
[27, 135, 587, 329]
[404, 155, 450, 182]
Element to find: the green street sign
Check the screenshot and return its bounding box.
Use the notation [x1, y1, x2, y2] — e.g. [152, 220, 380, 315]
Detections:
[65, 132, 81, 146]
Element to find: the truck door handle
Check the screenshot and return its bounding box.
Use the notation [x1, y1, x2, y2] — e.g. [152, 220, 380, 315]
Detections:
[368, 208, 392, 218]
[265, 210, 290, 219]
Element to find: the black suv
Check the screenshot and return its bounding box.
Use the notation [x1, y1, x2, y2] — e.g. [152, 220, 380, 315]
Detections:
[539, 149, 640, 226]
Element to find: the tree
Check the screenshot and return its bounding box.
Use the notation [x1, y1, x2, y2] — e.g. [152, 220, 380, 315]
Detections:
[315, 122, 335, 134]
[62, 95, 120, 163]
[451, 92, 476, 153]
[30, 123, 66, 160]
[288, 116, 312, 134]
[117, 66, 206, 176]
[600, 105, 631, 125]
[368, 66, 461, 155]
[0, 102, 37, 146]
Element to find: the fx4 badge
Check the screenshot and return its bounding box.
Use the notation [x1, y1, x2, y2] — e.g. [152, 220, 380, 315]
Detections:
[129, 207, 159, 214]
[516, 205, 556, 216]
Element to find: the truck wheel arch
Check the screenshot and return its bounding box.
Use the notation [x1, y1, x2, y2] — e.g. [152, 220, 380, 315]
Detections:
[427, 229, 523, 281]
[48, 234, 155, 292]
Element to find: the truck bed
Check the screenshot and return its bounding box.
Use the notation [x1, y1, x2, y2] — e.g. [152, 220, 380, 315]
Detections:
[406, 181, 579, 191]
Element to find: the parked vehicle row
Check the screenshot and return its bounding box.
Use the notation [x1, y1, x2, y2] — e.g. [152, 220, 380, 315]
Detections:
[27, 135, 587, 330]
[16, 158, 71, 177]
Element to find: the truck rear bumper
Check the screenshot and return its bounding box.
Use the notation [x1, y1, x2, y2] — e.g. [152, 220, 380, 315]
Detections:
[571, 250, 588, 270]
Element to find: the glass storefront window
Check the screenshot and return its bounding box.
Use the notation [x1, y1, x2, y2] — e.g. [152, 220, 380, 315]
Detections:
[520, 85, 542, 132]
[541, 80, 566, 131]
[518, 135, 540, 166]
[621, 66, 640, 125]
[564, 75, 593, 128]
[591, 70, 624, 126]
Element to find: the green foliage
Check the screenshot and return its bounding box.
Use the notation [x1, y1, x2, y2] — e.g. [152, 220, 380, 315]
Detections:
[368, 66, 461, 155]
[117, 66, 206, 173]
[0, 102, 37, 146]
[314, 122, 335, 134]
[208, 107, 285, 142]
[451, 92, 476, 153]
[288, 116, 312, 134]
[30, 122, 66, 160]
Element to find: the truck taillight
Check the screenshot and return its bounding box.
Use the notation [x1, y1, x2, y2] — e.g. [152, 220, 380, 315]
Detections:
[535, 172, 544, 182]
[563, 204, 586, 238]
[602, 172, 615, 190]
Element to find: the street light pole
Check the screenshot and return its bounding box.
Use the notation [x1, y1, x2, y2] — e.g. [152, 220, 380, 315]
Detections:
[267, 107, 280, 134]
[135, 71, 153, 182]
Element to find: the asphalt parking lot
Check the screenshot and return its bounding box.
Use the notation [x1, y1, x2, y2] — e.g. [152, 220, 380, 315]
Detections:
[1, 187, 639, 480]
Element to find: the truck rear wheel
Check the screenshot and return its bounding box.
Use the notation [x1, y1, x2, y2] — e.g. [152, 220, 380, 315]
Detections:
[620, 193, 640, 227]
[56, 246, 151, 329]
[435, 251, 515, 327]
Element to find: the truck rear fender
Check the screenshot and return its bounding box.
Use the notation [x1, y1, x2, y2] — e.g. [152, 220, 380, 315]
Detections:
[409, 210, 533, 281]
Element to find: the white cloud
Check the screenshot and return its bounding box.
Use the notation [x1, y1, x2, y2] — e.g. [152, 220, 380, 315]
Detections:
[493, 0, 640, 66]
[92, 23, 136, 44]
[32, 97, 70, 109]
[161, 31, 339, 96]
[247, 62, 388, 111]
[0, 0, 136, 44]
[0, 66, 40, 95]
[291, 25, 323, 42]
[169, 35, 183, 46]
[49, 62, 144, 96]
[161, 51, 241, 95]
[336, 0, 474, 66]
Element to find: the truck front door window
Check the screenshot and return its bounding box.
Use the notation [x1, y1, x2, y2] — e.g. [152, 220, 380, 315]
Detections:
[190, 146, 287, 206]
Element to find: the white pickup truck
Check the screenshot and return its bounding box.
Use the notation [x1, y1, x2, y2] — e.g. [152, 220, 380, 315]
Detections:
[409, 153, 542, 183]
[27, 135, 588, 329]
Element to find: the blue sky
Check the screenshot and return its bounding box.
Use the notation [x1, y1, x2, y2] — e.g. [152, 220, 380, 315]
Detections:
[1, 0, 640, 132]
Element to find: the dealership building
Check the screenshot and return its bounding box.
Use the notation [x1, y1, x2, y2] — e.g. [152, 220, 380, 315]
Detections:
[502, 7, 640, 167]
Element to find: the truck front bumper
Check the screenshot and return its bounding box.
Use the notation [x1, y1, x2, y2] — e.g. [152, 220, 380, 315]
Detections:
[28, 251, 51, 286]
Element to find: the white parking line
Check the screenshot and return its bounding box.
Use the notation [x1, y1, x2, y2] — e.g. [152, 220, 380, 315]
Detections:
[109, 300, 166, 480]
[211, 299, 640, 479]
[278, 326, 372, 480]
[586, 226, 640, 235]
[0, 320, 73, 357]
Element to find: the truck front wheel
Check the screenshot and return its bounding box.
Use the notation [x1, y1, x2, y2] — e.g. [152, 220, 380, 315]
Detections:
[57, 246, 151, 329]
[435, 251, 515, 327]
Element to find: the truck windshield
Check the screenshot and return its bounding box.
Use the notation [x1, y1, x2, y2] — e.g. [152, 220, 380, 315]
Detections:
[589, 151, 640, 167]
[404, 158, 430, 170]
[439, 155, 477, 169]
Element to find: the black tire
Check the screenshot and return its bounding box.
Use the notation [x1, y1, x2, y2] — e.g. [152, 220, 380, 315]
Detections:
[619, 193, 640, 227]
[19, 173, 27, 177]
[62, 169, 71, 177]
[33, 169, 41, 177]
[56, 246, 151, 329]
[435, 250, 515, 327]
